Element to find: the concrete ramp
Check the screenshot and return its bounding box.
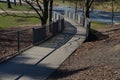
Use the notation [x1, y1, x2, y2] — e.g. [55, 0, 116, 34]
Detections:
[0, 19, 86, 80]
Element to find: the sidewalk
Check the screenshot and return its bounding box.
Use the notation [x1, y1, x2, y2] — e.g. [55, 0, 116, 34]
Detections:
[0, 10, 36, 14]
[0, 18, 86, 80]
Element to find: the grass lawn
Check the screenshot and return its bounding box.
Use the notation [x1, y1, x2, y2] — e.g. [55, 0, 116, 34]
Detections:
[53, 1, 120, 12]
[0, 13, 40, 29]
[53, 0, 71, 6]
[93, 2, 120, 12]
[91, 21, 109, 29]
[0, 2, 33, 11]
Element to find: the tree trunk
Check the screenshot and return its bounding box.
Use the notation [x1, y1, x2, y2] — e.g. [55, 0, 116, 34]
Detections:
[111, 0, 114, 27]
[14, 0, 16, 5]
[84, 0, 94, 18]
[7, 0, 12, 8]
[75, 0, 78, 19]
[63, 0, 65, 3]
[42, 0, 49, 25]
[25, 0, 52, 25]
[85, 7, 90, 18]
[49, 0, 53, 22]
[83, 0, 94, 38]
[19, 0, 22, 5]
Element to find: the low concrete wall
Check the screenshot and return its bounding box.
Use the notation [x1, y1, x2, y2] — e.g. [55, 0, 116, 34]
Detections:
[64, 10, 91, 38]
[32, 12, 65, 45]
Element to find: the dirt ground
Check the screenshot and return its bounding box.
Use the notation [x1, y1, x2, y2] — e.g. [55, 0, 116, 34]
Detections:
[47, 25, 120, 80]
[0, 26, 33, 61]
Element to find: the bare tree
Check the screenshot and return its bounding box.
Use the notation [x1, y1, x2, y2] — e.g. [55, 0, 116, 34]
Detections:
[84, 0, 94, 18]
[63, 0, 94, 18]
[25, 0, 53, 25]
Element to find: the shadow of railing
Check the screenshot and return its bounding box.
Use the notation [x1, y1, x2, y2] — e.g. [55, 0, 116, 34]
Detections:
[0, 58, 91, 80]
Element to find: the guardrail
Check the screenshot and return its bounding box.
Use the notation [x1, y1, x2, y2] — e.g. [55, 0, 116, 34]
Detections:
[64, 10, 91, 38]
[64, 10, 85, 26]
[0, 12, 65, 62]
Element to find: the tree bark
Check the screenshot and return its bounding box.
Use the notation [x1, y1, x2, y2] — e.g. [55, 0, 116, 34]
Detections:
[14, 0, 16, 5]
[7, 0, 12, 8]
[49, 0, 53, 22]
[42, 0, 49, 25]
[84, 0, 94, 18]
[19, 0, 22, 5]
[25, 0, 53, 25]
[75, 0, 78, 19]
[111, 0, 114, 26]
[84, 6, 90, 18]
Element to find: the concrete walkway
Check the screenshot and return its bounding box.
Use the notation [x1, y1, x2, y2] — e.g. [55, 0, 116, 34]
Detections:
[0, 18, 86, 80]
[0, 10, 36, 14]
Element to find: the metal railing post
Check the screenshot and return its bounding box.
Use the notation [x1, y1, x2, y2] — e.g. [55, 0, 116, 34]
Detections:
[32, 28, 35, 45]
[58, 15, 62, 32]
[17, 31, 20, 51]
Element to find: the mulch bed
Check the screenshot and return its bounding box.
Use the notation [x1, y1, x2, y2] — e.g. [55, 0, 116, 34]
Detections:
[47, 25, 120, 80]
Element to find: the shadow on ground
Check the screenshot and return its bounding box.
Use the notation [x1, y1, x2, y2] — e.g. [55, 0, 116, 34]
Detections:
[85, 29, 109, 42]
[47, 66, 91, 80]
[38, 21, 77, 49]
[0, 56, 91, 80]
[0, 21, 78, 80]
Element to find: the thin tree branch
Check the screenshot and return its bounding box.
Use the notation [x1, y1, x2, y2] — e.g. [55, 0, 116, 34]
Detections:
[88, 0, 94, 8]
[36, 0, 44, 14]
[25, 0, 43, 20]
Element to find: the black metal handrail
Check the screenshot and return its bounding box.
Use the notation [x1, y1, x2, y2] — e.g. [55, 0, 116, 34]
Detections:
[0, 12, 65, 62]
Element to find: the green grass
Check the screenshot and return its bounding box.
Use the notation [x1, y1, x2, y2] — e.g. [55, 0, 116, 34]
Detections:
[93, 2, 120, 12]
[53, 0, 120, 12]
[0, 13, 40, 29]
[0, 2, 40, 29]
[53, 0, 71, 6]
[0, 2, 33, 11]
[53, 0, 81, 8]
[91, 21, 109, 29]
